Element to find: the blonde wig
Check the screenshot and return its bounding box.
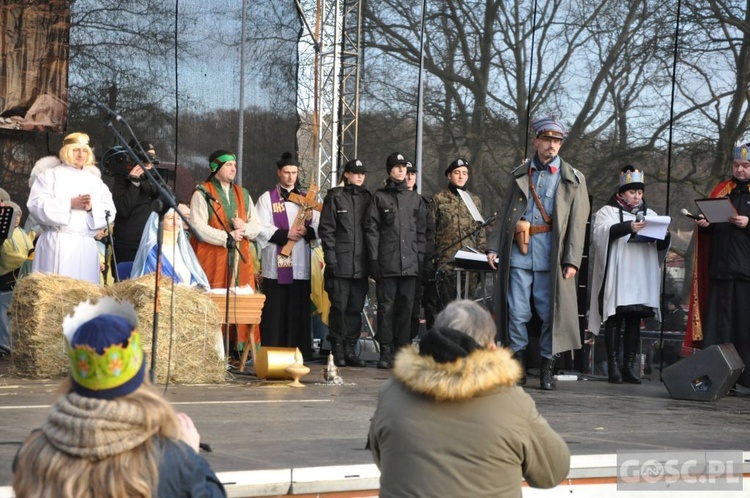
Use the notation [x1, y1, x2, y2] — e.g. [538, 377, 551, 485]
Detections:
[59, 132, 95, 167]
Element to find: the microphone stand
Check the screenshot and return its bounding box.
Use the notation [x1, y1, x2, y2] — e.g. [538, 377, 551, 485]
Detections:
[200, 190, 247, 366]
[91, 97, 205, 384]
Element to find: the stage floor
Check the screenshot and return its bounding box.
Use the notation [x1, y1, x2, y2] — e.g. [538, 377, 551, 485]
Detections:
[2, 352, 749, 491]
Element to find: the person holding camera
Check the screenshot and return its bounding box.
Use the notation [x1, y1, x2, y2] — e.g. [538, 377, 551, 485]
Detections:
[110, 139, 161, 265]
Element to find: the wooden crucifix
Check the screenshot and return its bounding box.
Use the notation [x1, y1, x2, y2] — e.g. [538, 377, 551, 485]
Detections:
[281, 184, 322, 257]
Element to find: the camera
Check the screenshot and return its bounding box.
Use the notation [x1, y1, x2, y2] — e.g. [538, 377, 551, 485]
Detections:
[101, 141, 160, 178]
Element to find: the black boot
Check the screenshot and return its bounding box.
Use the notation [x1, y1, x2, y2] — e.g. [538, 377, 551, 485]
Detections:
[377, 344, 394, 369]
[540, 357, 557, 390]
[344, 340, 366, 367]
[603, 318, 623, 384]
[331, 339, 346, 368]
[622, 317, 642, 384]
[513, 349, 527, 386]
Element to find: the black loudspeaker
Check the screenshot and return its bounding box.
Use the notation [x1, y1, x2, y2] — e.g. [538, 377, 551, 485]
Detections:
[662, 344, 745, 402]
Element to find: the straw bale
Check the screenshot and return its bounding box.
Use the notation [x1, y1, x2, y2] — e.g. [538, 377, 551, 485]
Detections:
[10, 273, 226, 384]
[109, 274, 226, 384]
[10, 273, 104, 378]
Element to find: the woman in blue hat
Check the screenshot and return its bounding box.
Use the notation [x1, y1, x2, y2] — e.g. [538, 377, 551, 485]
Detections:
[12, 297, 226, 497]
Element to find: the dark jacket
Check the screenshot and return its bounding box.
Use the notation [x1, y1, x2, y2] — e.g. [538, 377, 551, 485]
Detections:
[319, 183, 371, 279]
[369, 346, 570, 497]
[112, 175, 158, 262]
[704, 182, 750, 279]
[156, 438, 226, 497]
[364, 179, 427, 278]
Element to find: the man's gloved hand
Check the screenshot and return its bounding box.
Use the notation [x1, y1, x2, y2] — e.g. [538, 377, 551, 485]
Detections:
[324, 263, 336, 281]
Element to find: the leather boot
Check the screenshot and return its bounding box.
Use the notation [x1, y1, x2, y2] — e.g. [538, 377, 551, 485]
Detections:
[344, 340, 366, 367]
[621, 317, 642, 384]
[331, 339, 346, 368]
[377, 344, 394, 369]
[540, 357, 557, 390]
[603, 318, 623, 384]
[513, 349, 527, 386]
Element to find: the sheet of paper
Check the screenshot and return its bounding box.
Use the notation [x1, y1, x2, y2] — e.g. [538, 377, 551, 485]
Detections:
[457, 189, 484, 223]
[638, 215, 671, 240]
[695, 197, 738, 223]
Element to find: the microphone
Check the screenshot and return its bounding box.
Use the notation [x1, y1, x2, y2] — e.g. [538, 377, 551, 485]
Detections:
[680, 208, 703, 221]
[87, 97, 123, 122]
[196, 184, 218, 203]
[635, 212, 644, 223]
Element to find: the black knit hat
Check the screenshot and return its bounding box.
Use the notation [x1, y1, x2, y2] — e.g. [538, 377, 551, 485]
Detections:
[276, 151, 299, 169]
[444, 158, 469, 176]
[385, 152, 409, 172]
[418, 327, 482, 363]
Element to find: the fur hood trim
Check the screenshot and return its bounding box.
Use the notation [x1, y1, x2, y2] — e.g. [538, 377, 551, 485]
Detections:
[393, 345, 522, 401]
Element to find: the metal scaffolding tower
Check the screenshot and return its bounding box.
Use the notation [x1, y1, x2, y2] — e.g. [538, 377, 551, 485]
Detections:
[337, 0, 362, 168]
[296, 0, 361, 193]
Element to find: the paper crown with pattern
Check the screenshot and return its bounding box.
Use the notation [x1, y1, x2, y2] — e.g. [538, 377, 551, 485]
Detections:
[62, 298, 145, 400]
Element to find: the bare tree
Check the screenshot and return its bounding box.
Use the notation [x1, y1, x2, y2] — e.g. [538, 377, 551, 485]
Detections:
[678, 0, 750, 187]
[362, 0, 728, 207]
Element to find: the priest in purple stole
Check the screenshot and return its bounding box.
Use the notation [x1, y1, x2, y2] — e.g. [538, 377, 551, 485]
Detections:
[255, 152, 320, 358]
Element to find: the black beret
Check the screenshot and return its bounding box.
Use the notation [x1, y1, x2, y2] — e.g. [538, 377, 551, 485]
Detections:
[445, 158, 469, 176]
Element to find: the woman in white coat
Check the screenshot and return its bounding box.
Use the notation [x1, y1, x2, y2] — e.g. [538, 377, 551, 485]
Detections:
[588, 166, 670, 384]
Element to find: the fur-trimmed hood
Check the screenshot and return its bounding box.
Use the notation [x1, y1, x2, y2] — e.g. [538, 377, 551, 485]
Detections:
[392, 345, 522, 402]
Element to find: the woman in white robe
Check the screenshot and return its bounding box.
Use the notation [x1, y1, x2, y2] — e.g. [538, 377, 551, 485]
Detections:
[130, 208, 209, 288]
[27, 132, 116, 284]
[587, 166, 670, 384]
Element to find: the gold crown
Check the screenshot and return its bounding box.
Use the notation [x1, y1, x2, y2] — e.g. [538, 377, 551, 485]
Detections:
[619, 169, 645, 188]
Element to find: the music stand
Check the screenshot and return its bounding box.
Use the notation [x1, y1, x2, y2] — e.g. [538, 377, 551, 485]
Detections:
[0, 206, 14, 241]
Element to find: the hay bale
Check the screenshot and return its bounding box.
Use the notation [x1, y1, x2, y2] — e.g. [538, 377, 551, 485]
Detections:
[10, 273, 226, 385]
[10, 273, 105, 378]
[110, 274, 226, 384]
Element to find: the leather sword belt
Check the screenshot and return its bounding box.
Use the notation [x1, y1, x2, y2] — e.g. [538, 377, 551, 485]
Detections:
[529, 224, 552, 235]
